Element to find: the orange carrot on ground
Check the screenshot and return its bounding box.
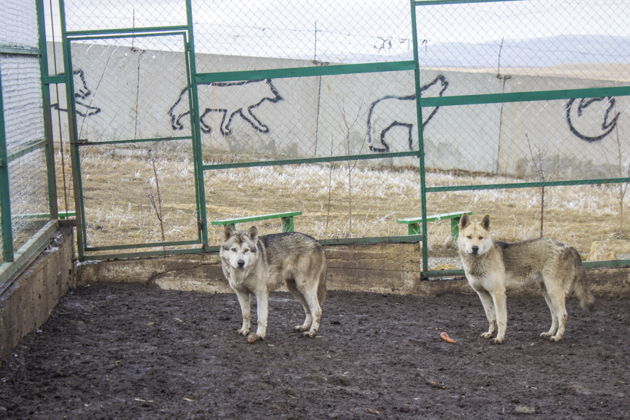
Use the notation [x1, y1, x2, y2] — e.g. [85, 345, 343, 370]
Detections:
[439, 331, 457, 343]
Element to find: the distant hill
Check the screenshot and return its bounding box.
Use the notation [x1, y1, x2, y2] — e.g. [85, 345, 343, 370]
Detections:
[415, 35, 630, 67]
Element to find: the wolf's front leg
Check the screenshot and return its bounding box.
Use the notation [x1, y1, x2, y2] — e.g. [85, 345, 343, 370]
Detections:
[234, 290, 251, 336]
[475, 290, 497, 339]
[247, 291, 269, 343]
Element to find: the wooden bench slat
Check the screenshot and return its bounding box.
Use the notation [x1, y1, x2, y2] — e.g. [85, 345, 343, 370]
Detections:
[211, 211, 302, 233]
[211, 211, 302, 225]
[396, 211, 472, 224]
[396, 211, 472, 238]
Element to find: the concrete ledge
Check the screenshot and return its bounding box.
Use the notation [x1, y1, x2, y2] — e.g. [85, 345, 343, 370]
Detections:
[77, 243, 630, 297]
[0, 226, 76, 361]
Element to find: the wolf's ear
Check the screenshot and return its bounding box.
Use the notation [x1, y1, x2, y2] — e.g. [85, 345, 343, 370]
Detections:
[224, 224, 235, 240]
[459, 213, 470, 229]
[481, 215, 490, 230]
[248, 226, 258, 241]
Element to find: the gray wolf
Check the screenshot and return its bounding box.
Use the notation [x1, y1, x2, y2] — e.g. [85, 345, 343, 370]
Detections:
[220, 225, 327, 343]
[169, 78, 282, 135]
[457, 214, 594, 344]
[367, 75, 448, 152]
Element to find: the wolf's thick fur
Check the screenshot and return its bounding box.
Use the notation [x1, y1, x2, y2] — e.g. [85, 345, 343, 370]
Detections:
[457, 214, 594, 344]
[220, 225, 327, 343]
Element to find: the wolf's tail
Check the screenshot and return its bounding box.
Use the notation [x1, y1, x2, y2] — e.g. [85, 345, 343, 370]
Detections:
[569, 247, 595, 310]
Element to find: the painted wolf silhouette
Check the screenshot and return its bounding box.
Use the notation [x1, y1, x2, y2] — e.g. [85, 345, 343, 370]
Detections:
[565, 96, 619, 143]
[367, 75, 448, 152]
[51, 69, 101, 117]
[168, 79, 283, 135]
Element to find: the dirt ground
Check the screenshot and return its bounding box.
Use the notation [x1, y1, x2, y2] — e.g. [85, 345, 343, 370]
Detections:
[1, 282, 628, 419]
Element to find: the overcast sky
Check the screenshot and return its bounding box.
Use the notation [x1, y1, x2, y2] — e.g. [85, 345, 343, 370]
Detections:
[46, 0, 629, 60]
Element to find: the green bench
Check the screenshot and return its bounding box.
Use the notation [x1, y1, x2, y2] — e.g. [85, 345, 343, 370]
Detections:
[211, 211, 302, 233]
[397, 210, 473, 239]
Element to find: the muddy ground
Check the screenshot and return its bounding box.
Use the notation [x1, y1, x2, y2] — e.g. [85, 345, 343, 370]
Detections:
[1, 282, 628, 419]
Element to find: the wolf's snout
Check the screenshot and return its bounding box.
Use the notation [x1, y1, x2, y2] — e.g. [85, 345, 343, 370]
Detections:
[237, 260, 245, 268]
[471, 246, 479, 255]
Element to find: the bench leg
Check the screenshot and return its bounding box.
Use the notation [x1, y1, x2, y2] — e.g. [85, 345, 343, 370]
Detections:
[281, 216, 294, 232]
[408, 223, 421, 235]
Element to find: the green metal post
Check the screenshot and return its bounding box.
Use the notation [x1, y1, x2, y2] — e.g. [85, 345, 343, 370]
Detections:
[0, 73, 14, 262]
[410, 0, 430, 277]
[59, 0, 88, 259]
[281, 216, 295, 232]
[185, 0, 209, 249]
[36, 0, 59, 221]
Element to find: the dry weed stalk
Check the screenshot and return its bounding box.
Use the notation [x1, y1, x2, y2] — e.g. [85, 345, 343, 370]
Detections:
[526, 134, 546, 237]
[148, 155, 166, 244]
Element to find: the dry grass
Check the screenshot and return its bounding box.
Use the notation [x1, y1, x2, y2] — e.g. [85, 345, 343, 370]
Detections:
[54, 146, 629, 264]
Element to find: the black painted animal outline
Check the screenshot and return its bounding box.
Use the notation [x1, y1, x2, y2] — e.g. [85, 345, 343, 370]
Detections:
[565, 96, 620, 143]
[367, 75, 449, 152]
[168, 79, 283, 135]
[51, 69, 101, 117]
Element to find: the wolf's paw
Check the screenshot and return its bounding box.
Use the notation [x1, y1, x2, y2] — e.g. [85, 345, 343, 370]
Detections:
[302, 330, 318, 338]
[549, 335, 563, 342]
[491, 337, 504, 345]
[293, 325, 309, 332]
[237, 327, 250, 336]
[540, 332, 553, 338]
[481, 331, 494, 339]
[247, 333, 263, 343]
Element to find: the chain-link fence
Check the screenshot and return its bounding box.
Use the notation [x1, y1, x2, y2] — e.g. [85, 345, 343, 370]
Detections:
[0, 0, 54, 273]
[41, 0, 629, 275]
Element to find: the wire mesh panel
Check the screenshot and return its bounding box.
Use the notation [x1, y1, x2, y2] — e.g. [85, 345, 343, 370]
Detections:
[192, 0, 413, 68]
[79, 142, 198, 250]
[415, 0, 630, 93]
[0, 0, 51, 264]
[61, 0, 186, 32]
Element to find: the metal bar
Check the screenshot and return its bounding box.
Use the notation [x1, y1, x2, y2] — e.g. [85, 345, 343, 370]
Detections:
[65, 25, 189, 37]
[75, 135, 192, 146]
[186, 0, 209, 249]
[320, 235, 422, 246]
[42, 75, 65, 84]
[410, 0, 430, 278]
[0, 74, 14, 262]
[85, 239, 201, 252]
[67, 31, 187, 42]
[0, 46, 40, 56]
[427, 177, 630, 193]
[36, 0, 59, 221]
[6, 139, 45, 163]
[81, 246, 208, 261]
[421, 86, 630, 108]
[415, 0, 523, 5]
[196, 61, 416, 84]
[59, 0, 87, 259]
[202, 151, 420, 171]
[182, 31, 202, 245]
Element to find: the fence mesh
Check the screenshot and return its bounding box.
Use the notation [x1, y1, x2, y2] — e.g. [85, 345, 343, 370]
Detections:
[40, 0, 629, 267]
[1, 0, 51, 264]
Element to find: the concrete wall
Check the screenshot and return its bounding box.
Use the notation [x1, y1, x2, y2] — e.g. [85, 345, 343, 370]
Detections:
[0, 225, 76, 361]
[49, 42, 629, 178]
[76, 243, 630, 297]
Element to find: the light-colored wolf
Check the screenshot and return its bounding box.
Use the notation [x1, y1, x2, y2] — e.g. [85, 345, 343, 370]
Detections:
[457, 214, 594, 344]
[220, 226, 327, 343]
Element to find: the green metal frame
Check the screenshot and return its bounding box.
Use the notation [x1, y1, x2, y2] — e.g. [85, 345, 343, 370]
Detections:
[0, 0, 59, 279]
[42, 0, 629, 279]
[0, 73, 14, 262]
[412, 0, 630, 277]
[55, 0, 206, 258]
